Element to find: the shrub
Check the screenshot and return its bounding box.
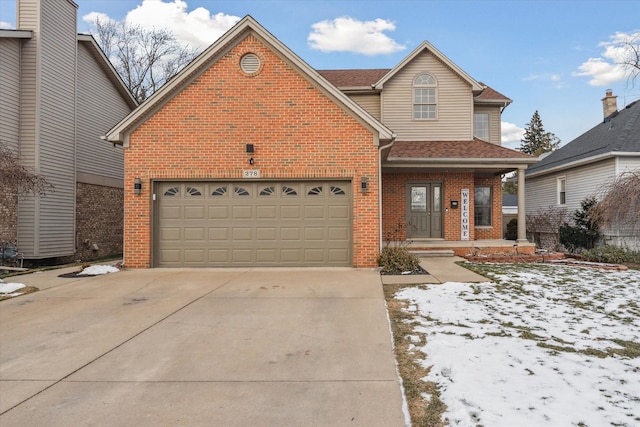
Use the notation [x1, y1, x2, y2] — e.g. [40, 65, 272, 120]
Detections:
[378, 247, 420, 274]
[505, 218, 518, 240]
[581, 245, 640, 264]
[559, 197, 600, 252]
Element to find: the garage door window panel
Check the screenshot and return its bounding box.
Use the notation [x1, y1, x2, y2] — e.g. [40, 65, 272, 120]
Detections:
[282, 186, 298, 196]
[330, 186, 346, 196]
[211, 186, 228, 197]
[164, 186, 179, 197]
[234, 186, 250, 196]
[307, 186, 323, 196]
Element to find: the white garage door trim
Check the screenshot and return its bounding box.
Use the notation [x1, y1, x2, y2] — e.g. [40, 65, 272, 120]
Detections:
[153, 180, 352, 267]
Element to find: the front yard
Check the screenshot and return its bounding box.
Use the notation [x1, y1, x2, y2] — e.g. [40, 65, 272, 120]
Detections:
[386, 262, 640, 426]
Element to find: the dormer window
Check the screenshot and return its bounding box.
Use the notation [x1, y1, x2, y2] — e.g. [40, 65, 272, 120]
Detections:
[413, 73, 437, 120]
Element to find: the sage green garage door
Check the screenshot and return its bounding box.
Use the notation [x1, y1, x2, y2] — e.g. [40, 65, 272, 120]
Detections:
[155, 181, 352, 267]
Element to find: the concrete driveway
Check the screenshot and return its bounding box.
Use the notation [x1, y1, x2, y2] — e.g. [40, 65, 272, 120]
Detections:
[0, 268, 406, 426]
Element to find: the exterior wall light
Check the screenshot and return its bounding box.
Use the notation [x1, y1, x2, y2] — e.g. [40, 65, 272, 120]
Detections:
[134, 177, 142, 195]
[361, 177, 368, 194]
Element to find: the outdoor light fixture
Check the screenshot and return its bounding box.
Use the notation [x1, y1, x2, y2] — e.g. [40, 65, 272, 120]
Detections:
[361, 177, 368, 194]
[249, 157, 255, 165]
[134, 178, 142, 195]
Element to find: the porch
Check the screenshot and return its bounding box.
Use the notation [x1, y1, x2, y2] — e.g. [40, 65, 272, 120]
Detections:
[397, 238, 537, 257]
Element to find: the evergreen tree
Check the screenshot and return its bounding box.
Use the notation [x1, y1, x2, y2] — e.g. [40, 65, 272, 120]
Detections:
[519, 110, 561, 156]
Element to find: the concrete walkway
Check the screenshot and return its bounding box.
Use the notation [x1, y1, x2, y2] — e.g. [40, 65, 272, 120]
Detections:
[380, 256, 489, 285]
[1, 268, 406, 426]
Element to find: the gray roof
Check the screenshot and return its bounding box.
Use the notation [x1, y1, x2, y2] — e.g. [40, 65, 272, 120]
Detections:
[502, 194, 518, 207]
[526, 99, 640, 176]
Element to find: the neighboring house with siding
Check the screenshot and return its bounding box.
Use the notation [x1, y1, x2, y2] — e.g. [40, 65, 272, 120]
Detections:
[104, 16, 536, 268]
[525, 91, 640, 249]
[0, 0, 137, 261]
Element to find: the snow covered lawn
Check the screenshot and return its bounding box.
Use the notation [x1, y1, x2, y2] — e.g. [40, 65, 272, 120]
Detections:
[394, 263, 640, 426]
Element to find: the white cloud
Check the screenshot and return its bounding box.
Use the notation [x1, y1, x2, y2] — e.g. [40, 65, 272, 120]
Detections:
[308, 17, 406, 55]
[0, 20, 14, 29]
[522, 73, 564, 89]
[82, 0, 240, 51]
[82, 12, 116, 26]
[573, 30, 640, 86]
[501, 121, 524, 149]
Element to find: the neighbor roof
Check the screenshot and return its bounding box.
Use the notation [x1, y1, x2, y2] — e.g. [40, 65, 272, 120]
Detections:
[527, 99, 640, 177]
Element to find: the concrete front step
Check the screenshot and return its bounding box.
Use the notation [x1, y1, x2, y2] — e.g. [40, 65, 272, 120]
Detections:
[410, 250, 455, 257]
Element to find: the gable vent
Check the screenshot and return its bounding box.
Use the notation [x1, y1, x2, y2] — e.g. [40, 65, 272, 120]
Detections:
[240, 53, 261, 74]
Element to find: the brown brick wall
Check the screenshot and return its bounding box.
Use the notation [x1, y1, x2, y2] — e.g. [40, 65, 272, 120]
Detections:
[382, 172, 503, 241]
[70, 182, 123, 261]
[0, 188, 17, 244]
[124, 35, 380, 268]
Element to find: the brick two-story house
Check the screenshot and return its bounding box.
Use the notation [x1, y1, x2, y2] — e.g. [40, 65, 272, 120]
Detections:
[105, 16, 535, 268]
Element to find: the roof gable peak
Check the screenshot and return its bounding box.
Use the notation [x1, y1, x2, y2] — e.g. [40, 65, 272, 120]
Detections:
[104, 15, 393, 145]
[374, 40, 483, 91]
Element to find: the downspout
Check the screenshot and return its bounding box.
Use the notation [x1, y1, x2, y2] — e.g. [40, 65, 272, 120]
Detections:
[378, 136, 396, 252]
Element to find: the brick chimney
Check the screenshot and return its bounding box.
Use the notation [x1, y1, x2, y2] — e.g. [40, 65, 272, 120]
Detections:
[602, 89, 618, 119]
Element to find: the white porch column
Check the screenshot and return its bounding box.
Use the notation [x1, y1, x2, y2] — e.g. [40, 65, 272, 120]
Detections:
[517, 167, 528, 243]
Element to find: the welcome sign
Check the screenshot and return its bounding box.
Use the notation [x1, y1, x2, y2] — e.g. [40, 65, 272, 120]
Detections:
[461, 189, 470, 240]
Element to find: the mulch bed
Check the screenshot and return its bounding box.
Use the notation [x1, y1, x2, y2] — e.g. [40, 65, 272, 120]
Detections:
[380, 265, 429, 275]
[58, 271, 97, 278]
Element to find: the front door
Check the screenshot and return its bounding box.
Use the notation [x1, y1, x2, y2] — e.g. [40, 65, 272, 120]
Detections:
[406, 183, 443, 238]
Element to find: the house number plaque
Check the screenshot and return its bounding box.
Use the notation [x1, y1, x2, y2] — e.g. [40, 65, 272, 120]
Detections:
[242, 169, 260, 178]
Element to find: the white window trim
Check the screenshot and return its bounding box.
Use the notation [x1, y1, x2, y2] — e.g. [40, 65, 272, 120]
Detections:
[413, 73, 437, 121]
[474, 113, 490, 141]
[557, 176, 566, 205]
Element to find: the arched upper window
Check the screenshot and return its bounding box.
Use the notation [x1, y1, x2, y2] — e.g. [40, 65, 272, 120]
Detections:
[413, 73, 437, 120]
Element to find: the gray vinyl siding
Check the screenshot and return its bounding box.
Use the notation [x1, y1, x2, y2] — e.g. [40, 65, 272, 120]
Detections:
[76, 42, 128, 183]
[525, 159, 616, 215]
[348, 93, 381, 121]
[381, 51, 473, 141]
[616, 157, 640, 174]
[0, 39, 21, 154]
[17, 0, 77, 258]
[16, 1, 39, 255]
[474, 105, 501, 145]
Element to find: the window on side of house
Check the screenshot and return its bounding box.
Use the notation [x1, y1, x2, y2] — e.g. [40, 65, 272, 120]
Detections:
[413, 73, 437, 120]
[558, 177, 566, 205]
[474, 113, 490, 141]
[474, 186, 492, 226]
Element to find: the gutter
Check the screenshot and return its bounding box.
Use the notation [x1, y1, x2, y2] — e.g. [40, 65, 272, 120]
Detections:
[378, 136, 396, 253]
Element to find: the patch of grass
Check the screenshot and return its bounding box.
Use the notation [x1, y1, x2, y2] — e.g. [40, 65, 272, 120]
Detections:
[610, 340, 640, 359]
[383, 283, 446, 427]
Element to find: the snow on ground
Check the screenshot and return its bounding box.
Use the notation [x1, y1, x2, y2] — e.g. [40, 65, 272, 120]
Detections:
[0, 280, 26, 296]
[395, 263, 640, 427]
[78, 265, 119, 275]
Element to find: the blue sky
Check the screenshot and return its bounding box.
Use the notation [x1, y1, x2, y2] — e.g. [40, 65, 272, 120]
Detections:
[2, 0, 639, 148]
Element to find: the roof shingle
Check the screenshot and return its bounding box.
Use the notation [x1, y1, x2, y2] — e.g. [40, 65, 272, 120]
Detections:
[388, 139, 534, 160]
[317, 69, 390, 88]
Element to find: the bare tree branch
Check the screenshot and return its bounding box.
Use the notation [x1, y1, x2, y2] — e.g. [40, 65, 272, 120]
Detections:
[590, 170, 640, 236]
[92, 18, 199, 103]
[0, 140, 54, 198]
